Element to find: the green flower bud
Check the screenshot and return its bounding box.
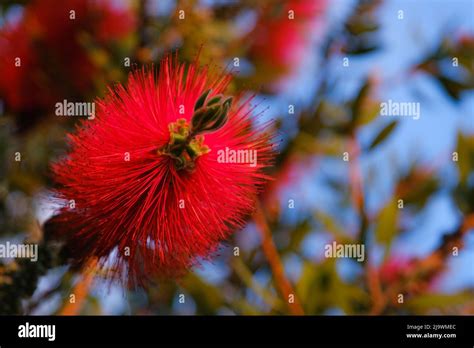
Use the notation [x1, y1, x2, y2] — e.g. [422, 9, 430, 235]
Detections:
[191, 95, 232, 134]
[194, 89, 212, 111]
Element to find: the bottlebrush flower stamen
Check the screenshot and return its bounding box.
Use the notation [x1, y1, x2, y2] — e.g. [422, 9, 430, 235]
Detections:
[48, 54, 275, 287]
[158, 118, 210, 171]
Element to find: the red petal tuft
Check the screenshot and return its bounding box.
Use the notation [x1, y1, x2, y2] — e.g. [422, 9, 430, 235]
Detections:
[50, 55, 275, 286]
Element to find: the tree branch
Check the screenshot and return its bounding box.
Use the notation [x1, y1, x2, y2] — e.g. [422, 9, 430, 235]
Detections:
[254, 200, 304, 315]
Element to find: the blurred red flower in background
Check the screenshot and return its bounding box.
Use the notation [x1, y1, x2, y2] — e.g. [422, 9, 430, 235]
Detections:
[48, 55, 275, 286]
[379, 256, 414, 285]
[0, 0, 135, 130]
[248, 0, 326, 87]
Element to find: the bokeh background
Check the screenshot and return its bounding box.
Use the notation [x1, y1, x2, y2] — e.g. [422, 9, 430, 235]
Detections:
[0, 0, 473, 315]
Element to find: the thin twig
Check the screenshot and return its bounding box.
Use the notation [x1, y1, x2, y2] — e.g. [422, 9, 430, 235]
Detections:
[254, 200, 304, 315]
[59, 258, 97, 315]
[367, 265, 385, 315]
[348, 136, 383, 315]
[230, 257, 285, 312]
[348, 137, 362, 209]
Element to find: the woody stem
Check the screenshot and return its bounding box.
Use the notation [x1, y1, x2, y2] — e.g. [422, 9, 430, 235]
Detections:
[254, 200, 305, 315]
[59, 258, 97, 315]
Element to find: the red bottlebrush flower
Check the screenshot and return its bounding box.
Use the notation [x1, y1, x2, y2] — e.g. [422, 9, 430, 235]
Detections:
[0, 0, 135, 129]
[379, 256, 414, 285]
[48, 55, 274, 286]
[248, 0, 326, 87]
[458, 33, 474, 48]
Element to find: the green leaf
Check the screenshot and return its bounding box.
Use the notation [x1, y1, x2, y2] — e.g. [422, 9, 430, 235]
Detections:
[296, 260, 369, 314]
[369, 121, 398, 150]
[455, 132, 474, 184]
[405, 292, 474, 314]
[344, 42, 379, 55]
[194, 89, 211, 111]
[374, 198, 399, 246]
[351, 78, 380, 129]
[355, 99, 380, 127]
[293, 132, 346, 157]
[351, 79, 371, 125]
[394, 165, 439, 210]
[181, 273, 225, 314]
[283, 218, 312, 253]
[345, 21, 379, 36]
[436, 76, 471, 101]
[315, 211, 353, 244]
[231, 258, 284, 312]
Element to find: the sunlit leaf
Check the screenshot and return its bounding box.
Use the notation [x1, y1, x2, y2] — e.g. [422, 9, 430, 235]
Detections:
[374, 199, 398, 246]
[315, 211, 353, 244]
[455, 132, 474, 184]
[405, 292, 474, 313]
[181, 273, 226, 314]
[351, 77, 380, 129]
[395, 166, 439, 210]
[296, 260, 369, 314]
[368, 121, 398, 150]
